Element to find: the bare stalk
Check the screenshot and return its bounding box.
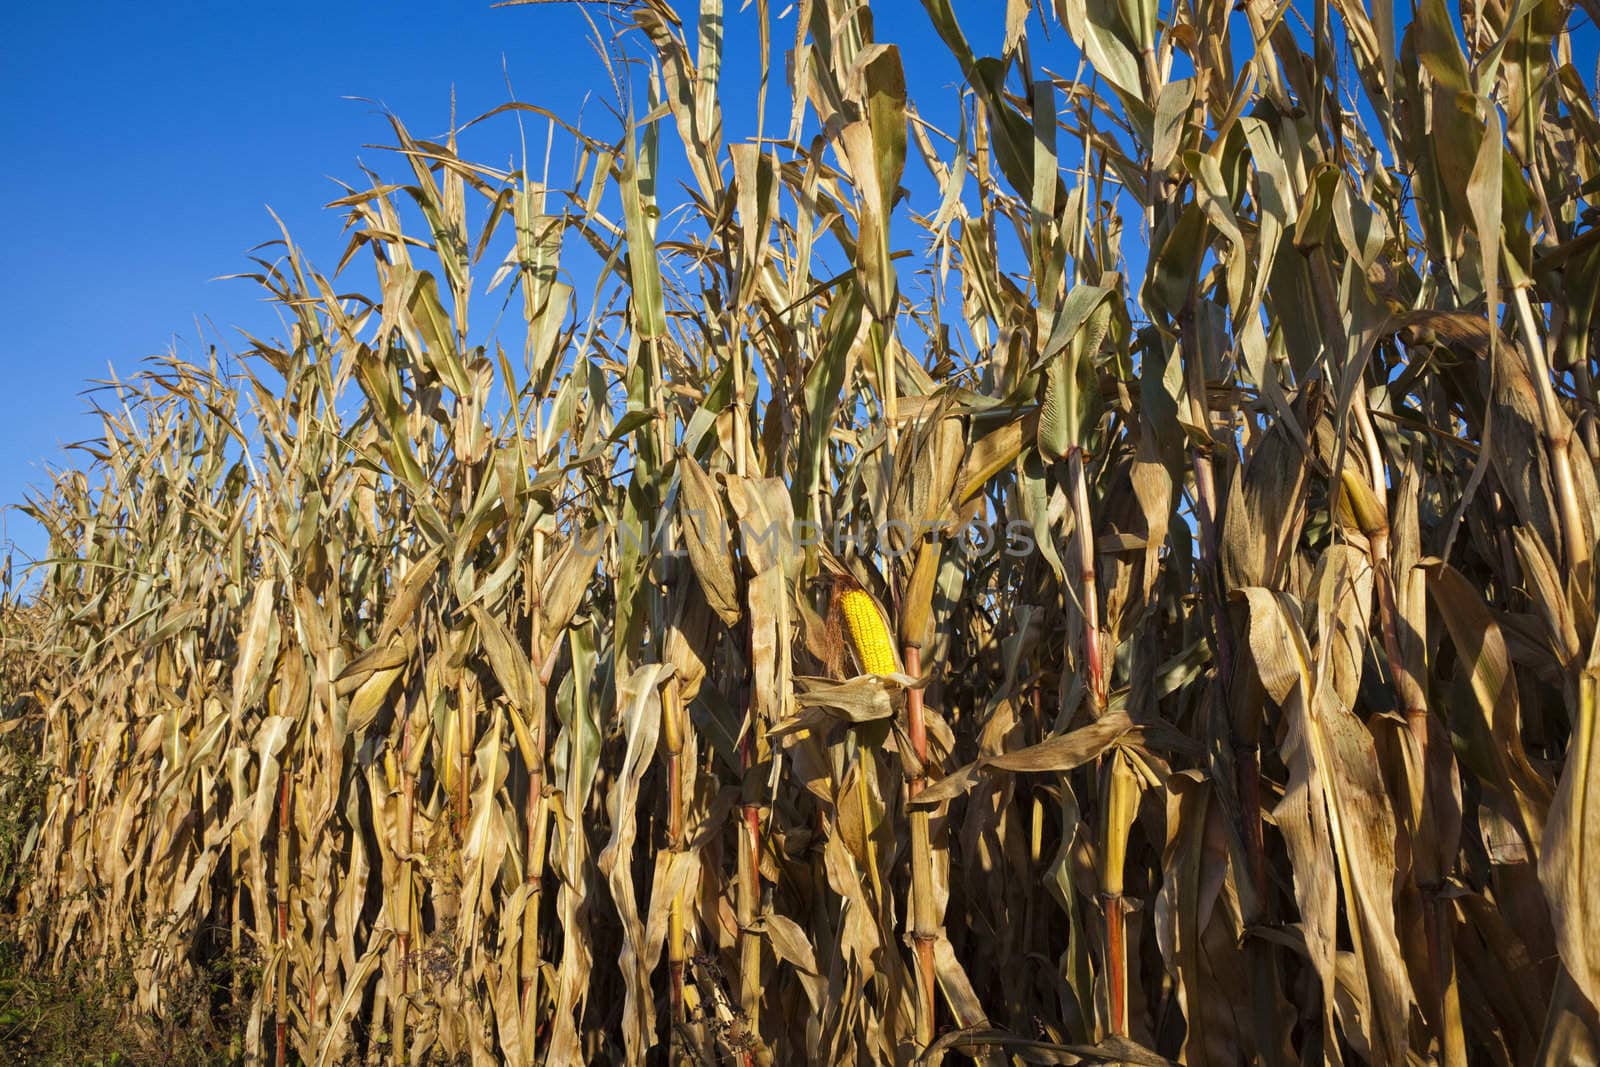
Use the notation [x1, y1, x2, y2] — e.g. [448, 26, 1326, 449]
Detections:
[904, 645, 936, 1048]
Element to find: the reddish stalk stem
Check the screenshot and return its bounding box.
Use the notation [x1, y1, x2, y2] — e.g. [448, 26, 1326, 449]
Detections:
[906, 646, 928, 790]
[668, 753, 684, 847]
[1105, 896, 1127, 1036]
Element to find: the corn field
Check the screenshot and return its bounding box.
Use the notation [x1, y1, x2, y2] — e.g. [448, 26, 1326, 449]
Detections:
[3, 0, 1600, 1062]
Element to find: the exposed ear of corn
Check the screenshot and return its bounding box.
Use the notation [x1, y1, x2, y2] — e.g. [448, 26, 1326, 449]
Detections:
[837, 585, 899, 676]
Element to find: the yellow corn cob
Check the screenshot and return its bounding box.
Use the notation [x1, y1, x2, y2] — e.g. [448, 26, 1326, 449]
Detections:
[840, 587, 898, 675]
